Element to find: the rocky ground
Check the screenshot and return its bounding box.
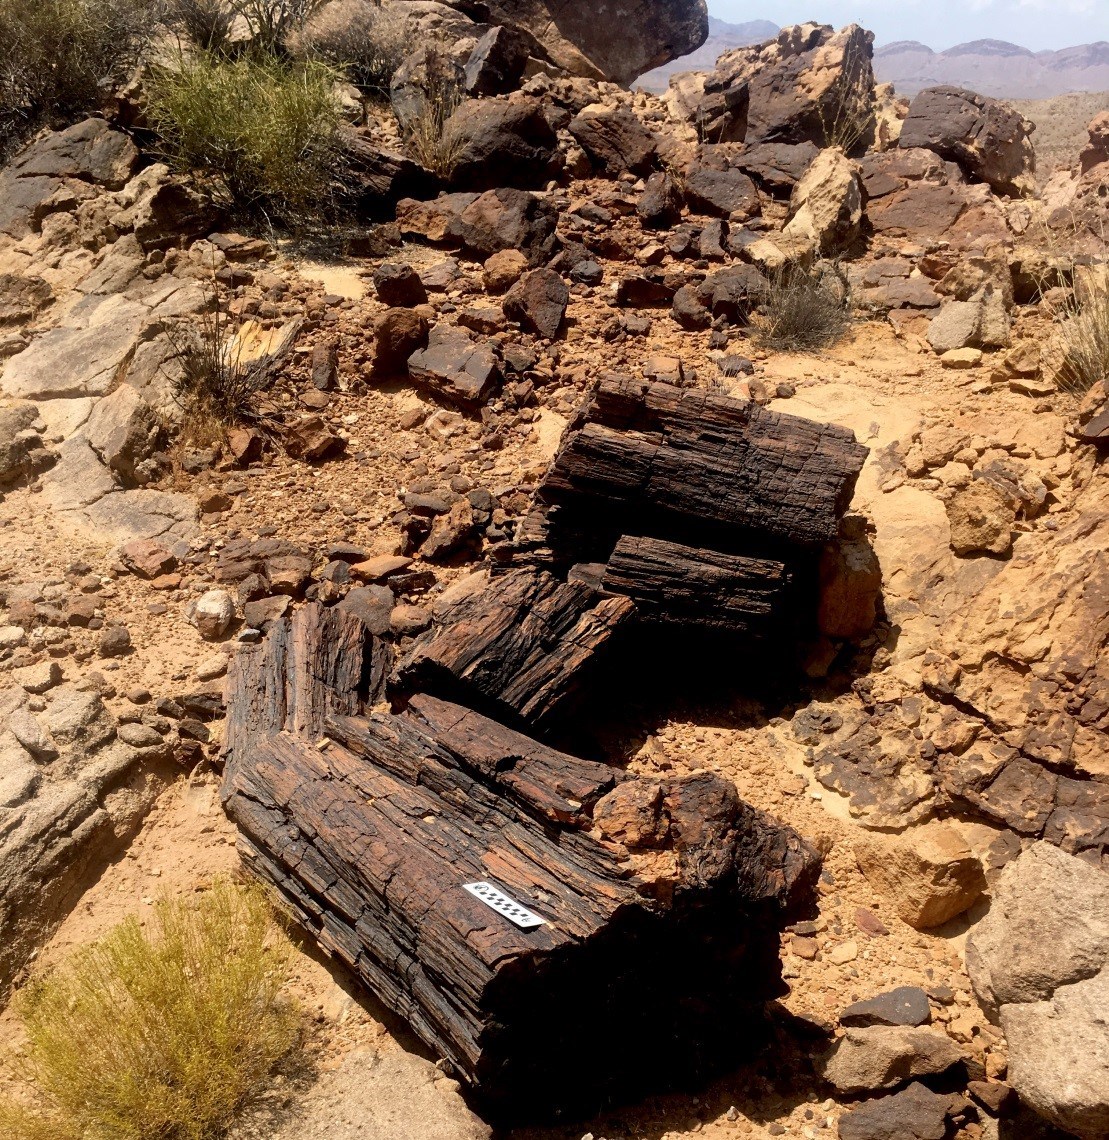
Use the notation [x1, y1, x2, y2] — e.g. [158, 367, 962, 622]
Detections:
[0, 10, 1107, 1140]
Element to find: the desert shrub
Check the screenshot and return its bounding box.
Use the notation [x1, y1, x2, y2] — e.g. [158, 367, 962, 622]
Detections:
[237, 0, 325, 54]
[0, 881, 300, 1140]
[164, 0, 236, 55]
[1053, 266, 1109, 396]
[0, 0, 154, 159]
[401, 49, 463, 178]
[170, 297, 279, 444]
[293, 0, 408, 123]
[751, 262, 851, 352]
[146, 52, 342, 220]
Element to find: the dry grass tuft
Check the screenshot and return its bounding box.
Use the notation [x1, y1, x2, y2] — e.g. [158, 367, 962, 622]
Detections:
[169, 297, 279, 446]
[401, 49, 464, 178]
[751, 262, 851, 352]
[1052, 266, 1109, 397]
[0, 881, 300, 1140]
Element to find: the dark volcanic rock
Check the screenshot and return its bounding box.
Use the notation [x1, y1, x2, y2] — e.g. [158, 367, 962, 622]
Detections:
[841, 987, 932, 1028]
[408, 325, 502, 406]
[464, 25, 531, 96]
[837, 1083, 951, 1140]
[445, 97, 562, 191]
[568, 106, 658, 177]
[899, 85, 1035, 197]
[503, 268, 569, 339]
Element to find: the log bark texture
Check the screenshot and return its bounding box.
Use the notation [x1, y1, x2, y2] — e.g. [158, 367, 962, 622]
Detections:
[520, 376, 868, 564]
[395, 567, 634, 730]
[599, 535, 791, 633]
[222, 605, 819, 1112]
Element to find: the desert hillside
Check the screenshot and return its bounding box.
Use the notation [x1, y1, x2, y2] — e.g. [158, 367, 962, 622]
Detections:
[0, 4, 1107, 1140]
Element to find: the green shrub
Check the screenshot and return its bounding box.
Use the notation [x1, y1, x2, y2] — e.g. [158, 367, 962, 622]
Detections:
[0, 0, 154, 159]
[401, 49, 463, 178]
[751, 262, 851, 352]
[147, 52, 342, 221]
[0, 881, 300, 1140]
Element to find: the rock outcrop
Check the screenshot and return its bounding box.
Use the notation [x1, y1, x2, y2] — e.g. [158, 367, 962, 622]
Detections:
[422, 0, 709, 85]
[898, 86, 1035, 197]
[967, 844, 1109, 1138]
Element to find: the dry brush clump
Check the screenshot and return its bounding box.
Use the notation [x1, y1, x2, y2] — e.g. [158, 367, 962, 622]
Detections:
[146, 52, 343, 223]
[0, 0, 154, 159]
[0, 881, 301, 1140]
[292, 0, 408, 124]
[168, 295, 279, 446]
[1052, 265, 1109, 397]
[401, 49, 465, 179]
[751, 262, 852, 352]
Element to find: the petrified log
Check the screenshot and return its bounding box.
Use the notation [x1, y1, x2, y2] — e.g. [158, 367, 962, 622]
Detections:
[599, 534, 791, 633]
[222, 605, 820, 1114]
[395, 566, 634, 731]
[523, 376, 868, 564]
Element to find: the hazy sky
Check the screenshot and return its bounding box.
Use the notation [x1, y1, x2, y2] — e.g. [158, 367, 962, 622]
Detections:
[709, 1, 1109, 52]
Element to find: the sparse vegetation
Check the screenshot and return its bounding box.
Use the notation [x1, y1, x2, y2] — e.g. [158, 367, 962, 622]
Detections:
[146, 52, 343, 222]
[401, 49, 464, 178]
[751, 262, 851, 352]
[0, 881, 300, 1140]
[164, 0, 236, 55]
[293, 0, 408, 124]
[0, 0, 154, 159]
[170, 294, 278, 445]
[236, 0, 325, 55]
[819, 38, 875, 155]
[1052, 266, 1109, 396]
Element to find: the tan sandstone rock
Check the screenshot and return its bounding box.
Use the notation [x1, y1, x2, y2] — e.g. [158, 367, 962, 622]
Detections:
[854, 822, 987, 929]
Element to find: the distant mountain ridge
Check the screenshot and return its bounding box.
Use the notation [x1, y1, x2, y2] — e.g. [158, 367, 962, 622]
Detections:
[637, 20, 1109, 99]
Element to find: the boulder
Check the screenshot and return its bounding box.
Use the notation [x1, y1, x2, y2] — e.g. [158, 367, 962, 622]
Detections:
[464, 25, 530, 96]
[841, 987, 932, 1029]
[0, 402, 52, 485]
[373, 263, 428, 307]
[396, 188, 559, 265]
[83, 384, 162, 486]
[1079, 111, 1109, 176]
[482, 249, 529, 294]
[503, 268, 569, 339]
[927, 288, 1011, 354]
[967, 843, 1109, 1014]
[817, 527, 881, 640]
[967, 844, 1109, 1139]
[898, 86, 1035, 197]
[374, 308, 430, 373]
[191, 589, 236, 640]
[736, 141, 820, 195]
[678, 23, 875, 148]
[682, 162, 760, 219]
[0, 117, 139, 238]
[854, 823, 987, 929]
[638, 172, 683, 229]
[820, 1025, 963, 1093]
[407, 325, 502, 406]
[444, 97, 561, 191]
[946, 479, 1017, 557]
[783, 147, 862, 255]
[440, 0, 708, 85]
[0, 275, 52, 326]
[567, 106, 658, 177]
